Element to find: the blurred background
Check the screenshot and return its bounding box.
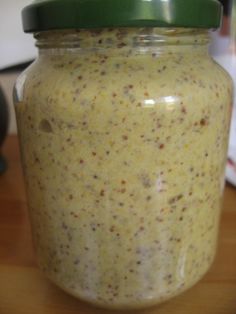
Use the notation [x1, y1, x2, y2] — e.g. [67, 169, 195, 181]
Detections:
[0, 0, 235, 183]
[0, 0, 36, 134]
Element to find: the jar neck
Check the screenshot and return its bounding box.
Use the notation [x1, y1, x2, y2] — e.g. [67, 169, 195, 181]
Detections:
[35, 28, 211, 55]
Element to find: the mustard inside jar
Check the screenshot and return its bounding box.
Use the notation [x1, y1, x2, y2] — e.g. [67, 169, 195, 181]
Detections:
[14, 0, 232, 310]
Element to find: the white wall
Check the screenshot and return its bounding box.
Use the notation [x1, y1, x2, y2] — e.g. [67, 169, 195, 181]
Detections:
[0, 0, 37, 134]
[0, 0, 36, 69]
[0, 71, 20, 134]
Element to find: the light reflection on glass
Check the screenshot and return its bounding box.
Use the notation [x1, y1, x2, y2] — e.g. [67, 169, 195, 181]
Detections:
[143, 95, 180, 110]
[143, 99, 156, 108]
[177, 251, 187, 281]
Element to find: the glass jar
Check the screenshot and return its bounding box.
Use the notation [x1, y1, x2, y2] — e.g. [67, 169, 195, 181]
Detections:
[14, 0, 232, 310]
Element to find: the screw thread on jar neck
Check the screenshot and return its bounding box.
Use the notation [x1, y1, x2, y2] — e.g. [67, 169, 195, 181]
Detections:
[34, 28, 210, 55]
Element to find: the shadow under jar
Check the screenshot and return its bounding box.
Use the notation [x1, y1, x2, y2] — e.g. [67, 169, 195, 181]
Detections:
[14, 0, 232, 310]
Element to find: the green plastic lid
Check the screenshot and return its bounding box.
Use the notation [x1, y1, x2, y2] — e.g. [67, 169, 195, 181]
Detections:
[22, 0, 222, 33]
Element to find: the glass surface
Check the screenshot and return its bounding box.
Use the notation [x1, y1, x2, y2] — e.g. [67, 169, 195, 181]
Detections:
[14, 28, 232, 309]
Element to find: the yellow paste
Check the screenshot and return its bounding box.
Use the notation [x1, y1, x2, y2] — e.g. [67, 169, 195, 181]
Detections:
[15, 28, 232, 309]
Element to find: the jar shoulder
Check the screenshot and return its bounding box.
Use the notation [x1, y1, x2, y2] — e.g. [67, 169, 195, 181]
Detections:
[15, 53, 233, 106]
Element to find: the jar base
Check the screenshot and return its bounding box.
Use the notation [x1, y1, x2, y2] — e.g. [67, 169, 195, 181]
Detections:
[41, 258, 215, 311]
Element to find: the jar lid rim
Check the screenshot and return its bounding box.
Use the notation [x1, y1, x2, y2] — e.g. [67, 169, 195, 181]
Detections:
[22, 0, 223, 33]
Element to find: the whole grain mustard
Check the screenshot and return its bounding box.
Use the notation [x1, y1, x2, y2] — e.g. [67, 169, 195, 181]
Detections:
[15, 28, 232, 309]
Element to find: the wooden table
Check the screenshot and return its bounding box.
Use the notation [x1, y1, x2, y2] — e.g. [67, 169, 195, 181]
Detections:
[1, 135, 236, 314]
